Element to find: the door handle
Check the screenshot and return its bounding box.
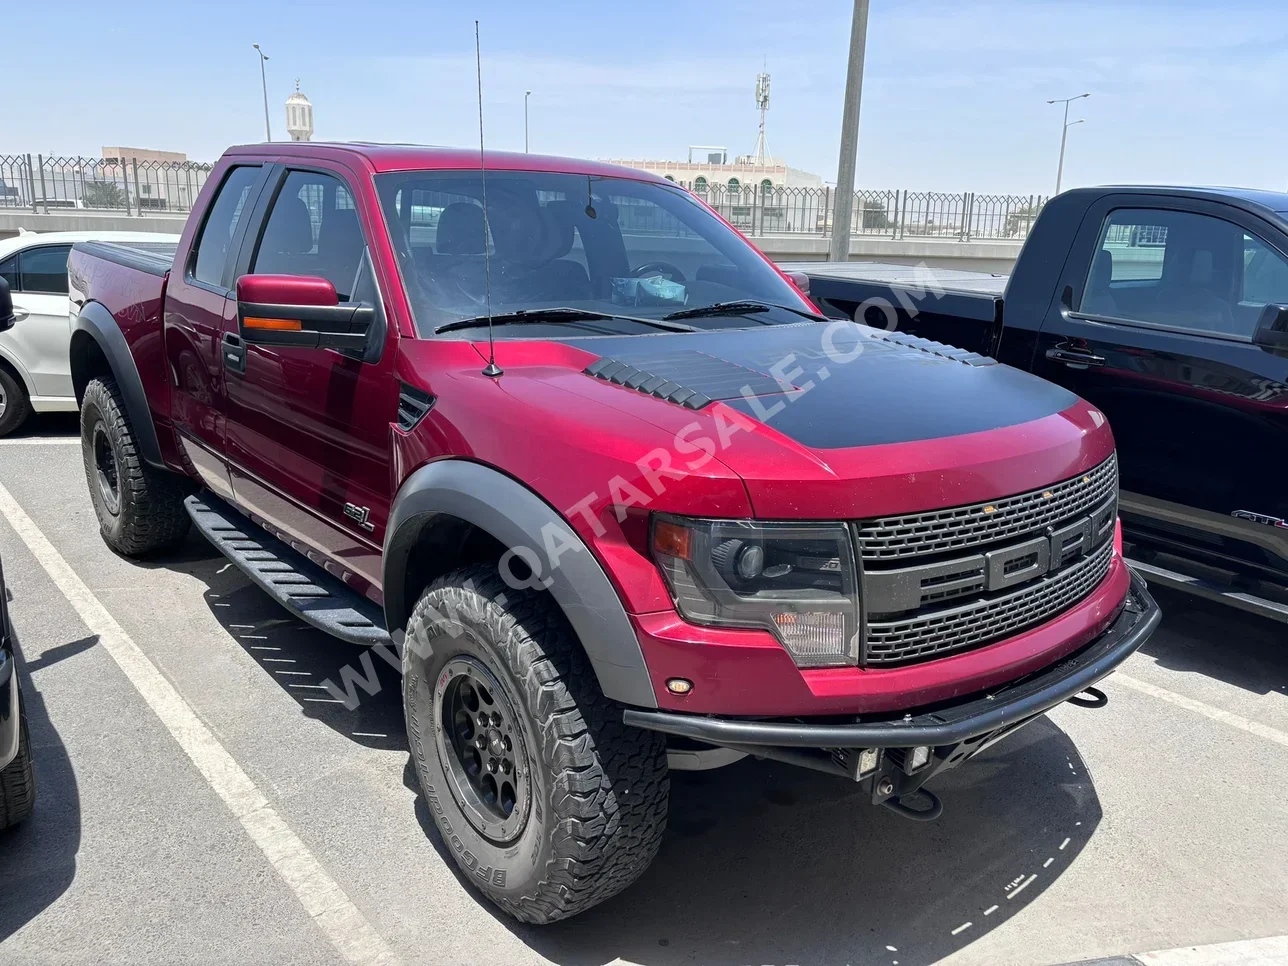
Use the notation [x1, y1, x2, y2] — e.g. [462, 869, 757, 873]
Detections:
[222, 332, 246, 375]
[1045, 347, 1106, 368]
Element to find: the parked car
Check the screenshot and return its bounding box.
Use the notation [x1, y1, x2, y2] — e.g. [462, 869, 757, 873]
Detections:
[66, 143, 1159, 922]
[791, 185, 1288, 625]
[0, 281, 36, 829]
[0, 230, 180, 436]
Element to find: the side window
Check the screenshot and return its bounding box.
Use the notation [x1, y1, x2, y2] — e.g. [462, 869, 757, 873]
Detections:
[1079, 207, 1261, 338]
[191, 165, 260, 287]
[252, 171, 367, 301]
[0, 255, 16, 291]
[1241, 233, 1288, 307]
[17, 245, 72, 295]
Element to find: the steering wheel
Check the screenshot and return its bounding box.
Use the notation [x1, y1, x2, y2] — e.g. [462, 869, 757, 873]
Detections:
[633, 261, 687, 283]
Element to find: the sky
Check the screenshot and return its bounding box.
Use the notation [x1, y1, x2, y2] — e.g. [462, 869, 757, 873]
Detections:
[8, 0, 1288, 196]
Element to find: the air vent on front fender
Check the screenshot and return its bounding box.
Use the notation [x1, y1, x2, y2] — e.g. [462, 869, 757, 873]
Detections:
[397, 384, 435, 431]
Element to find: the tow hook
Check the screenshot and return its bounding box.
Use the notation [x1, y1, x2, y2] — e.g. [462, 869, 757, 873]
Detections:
[879, 785, 943, 822]
[1066, 685, 1108, 709]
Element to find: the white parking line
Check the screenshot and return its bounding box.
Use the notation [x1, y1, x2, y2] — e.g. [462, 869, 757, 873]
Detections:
[0, 437, 79, 445]
[0, 481, 401, 966]
[1113, 674, 1288, 751]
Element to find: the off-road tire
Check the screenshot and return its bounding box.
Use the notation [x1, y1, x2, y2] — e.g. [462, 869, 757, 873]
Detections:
[404, 565, 669, 923]
[0, 703, 36, 829]
[0, 366, 31, 438]
[81, 377, 190, 556]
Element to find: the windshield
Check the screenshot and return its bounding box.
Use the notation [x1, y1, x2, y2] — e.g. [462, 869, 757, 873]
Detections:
[374, 170, 812, 336]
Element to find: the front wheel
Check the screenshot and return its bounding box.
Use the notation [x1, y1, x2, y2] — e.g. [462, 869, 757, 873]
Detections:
[403, 565, 669, 923]
[80, 377, 191, 556]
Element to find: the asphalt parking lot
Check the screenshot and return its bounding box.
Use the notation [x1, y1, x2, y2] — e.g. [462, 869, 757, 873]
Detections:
[0, 413, 1286, 966]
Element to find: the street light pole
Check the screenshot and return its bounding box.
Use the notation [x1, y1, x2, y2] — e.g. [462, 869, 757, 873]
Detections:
[1047, 92, 1089, 194]
[253, 44, 273, 142]
[828, 0, 870, 262]
[525, 90, 531, 153]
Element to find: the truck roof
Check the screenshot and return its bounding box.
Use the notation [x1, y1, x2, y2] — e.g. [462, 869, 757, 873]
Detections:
[224, 141, 671, 183]
[1063, 184, 1288, 216]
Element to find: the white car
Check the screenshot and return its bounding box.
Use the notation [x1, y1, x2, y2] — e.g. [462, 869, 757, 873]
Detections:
[0, 229, 181, 436]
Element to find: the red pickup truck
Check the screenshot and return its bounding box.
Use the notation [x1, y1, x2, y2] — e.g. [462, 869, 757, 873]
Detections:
[66, 142, 1159, 922]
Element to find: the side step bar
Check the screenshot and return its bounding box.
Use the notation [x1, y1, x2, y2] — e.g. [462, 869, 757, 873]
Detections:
[185, 494, 393, 647]
[1127, 557, 1288, 624]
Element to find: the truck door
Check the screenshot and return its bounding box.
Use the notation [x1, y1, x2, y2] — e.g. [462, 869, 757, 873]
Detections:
[165, 163, 269, 500]
[222, 163, 398, 593]
[1031, 196, 1288, 573]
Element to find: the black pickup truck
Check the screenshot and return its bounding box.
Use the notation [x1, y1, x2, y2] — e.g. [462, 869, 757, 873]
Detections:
[792, 185, 1288, 624]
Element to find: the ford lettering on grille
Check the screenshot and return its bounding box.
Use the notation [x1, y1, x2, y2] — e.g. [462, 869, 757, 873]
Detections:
[856, 455, 1118, 666]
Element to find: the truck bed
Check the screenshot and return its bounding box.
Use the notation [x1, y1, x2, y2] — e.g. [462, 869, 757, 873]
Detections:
[783, 260, 1006, 355]
[71, 239, 179, 278]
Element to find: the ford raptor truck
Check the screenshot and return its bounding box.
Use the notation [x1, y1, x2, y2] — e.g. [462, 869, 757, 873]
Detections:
[65, 143, 1160, 923]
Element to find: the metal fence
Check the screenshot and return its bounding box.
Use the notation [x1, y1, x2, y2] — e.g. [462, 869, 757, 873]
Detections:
[0, 154, 213, 215]
[0, 152, 1044, 241]
[680, 182, 1046, 241]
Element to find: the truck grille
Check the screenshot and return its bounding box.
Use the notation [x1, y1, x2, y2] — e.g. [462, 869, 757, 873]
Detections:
[865, 539, 1113, 664]
[856, 454, 1118, 562]
[856, 455, 1118, 667]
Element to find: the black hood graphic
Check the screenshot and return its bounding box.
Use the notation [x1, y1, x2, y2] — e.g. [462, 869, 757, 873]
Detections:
[569, 321, 1078, 449]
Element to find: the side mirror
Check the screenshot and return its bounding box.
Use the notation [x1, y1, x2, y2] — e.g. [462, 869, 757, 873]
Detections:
[0, 277, 14, 333]
[235, 274, 374, 351]
[1253, 303, 1288, 353]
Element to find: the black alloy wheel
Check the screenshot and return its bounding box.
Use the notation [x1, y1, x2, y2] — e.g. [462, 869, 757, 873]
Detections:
[434, 655, 530, 843]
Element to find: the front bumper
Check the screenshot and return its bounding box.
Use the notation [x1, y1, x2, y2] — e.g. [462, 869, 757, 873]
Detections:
[625, 569, 1159, 795]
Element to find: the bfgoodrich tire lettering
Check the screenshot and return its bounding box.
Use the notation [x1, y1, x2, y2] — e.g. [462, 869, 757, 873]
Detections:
[81, 377, 191, 556]
[404, 564, 669, 923]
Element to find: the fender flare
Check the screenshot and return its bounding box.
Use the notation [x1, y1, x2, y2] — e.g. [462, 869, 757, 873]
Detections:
[69, 301, 164, 468]
[384, 460, 658, 709]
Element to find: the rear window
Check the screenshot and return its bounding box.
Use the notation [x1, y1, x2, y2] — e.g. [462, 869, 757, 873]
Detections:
[191, 166, 260, 287]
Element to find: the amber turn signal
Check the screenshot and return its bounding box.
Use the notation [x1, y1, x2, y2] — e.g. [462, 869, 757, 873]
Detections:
[666, 678, 693, 695]
[652, 519, 693, 561]
[244, 316, 303, 331]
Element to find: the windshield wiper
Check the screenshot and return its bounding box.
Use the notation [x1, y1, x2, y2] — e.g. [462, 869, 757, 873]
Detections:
[662, 299, 827, 323]
[435, 307, 696, 334]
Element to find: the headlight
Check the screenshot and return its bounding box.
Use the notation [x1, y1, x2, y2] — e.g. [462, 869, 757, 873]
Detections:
[650, 514, 860, 667]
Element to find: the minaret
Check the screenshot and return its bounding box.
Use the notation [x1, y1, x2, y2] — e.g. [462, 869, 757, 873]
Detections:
[285, 80, 314, 142]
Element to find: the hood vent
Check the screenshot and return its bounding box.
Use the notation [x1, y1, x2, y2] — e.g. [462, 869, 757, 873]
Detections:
[584, 350, 788, 410]
[870, 331, 996, 367]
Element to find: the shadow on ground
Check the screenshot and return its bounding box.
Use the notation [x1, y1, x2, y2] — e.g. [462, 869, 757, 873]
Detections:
[1141, 586, 1288, 698]
[147, 531, 1103, 965]
[138, 531, 405, 750]
[408, 712, 1100, 966]
[7, 413, 79, 439]
[0, 628, 82, 941]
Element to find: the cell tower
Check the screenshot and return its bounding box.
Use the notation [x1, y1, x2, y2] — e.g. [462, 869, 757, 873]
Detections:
[753, 71, 771, 164]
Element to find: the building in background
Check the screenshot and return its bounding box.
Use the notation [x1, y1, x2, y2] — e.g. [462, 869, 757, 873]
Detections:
[286, 82, 314, 142]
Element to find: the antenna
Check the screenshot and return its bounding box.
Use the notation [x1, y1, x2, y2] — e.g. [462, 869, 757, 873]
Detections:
[475, 20, 502, 378]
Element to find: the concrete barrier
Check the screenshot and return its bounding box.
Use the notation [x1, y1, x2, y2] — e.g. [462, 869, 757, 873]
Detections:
[1, 210, 1024, 273]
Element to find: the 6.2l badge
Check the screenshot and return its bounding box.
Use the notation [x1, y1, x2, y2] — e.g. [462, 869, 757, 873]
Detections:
[343, 502, 375, 531]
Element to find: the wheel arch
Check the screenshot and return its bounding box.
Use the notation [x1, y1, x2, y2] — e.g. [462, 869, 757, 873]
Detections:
[384, 459, 658, 709]
[0, 346, 36, 399]
[70, 302, 165, 468]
